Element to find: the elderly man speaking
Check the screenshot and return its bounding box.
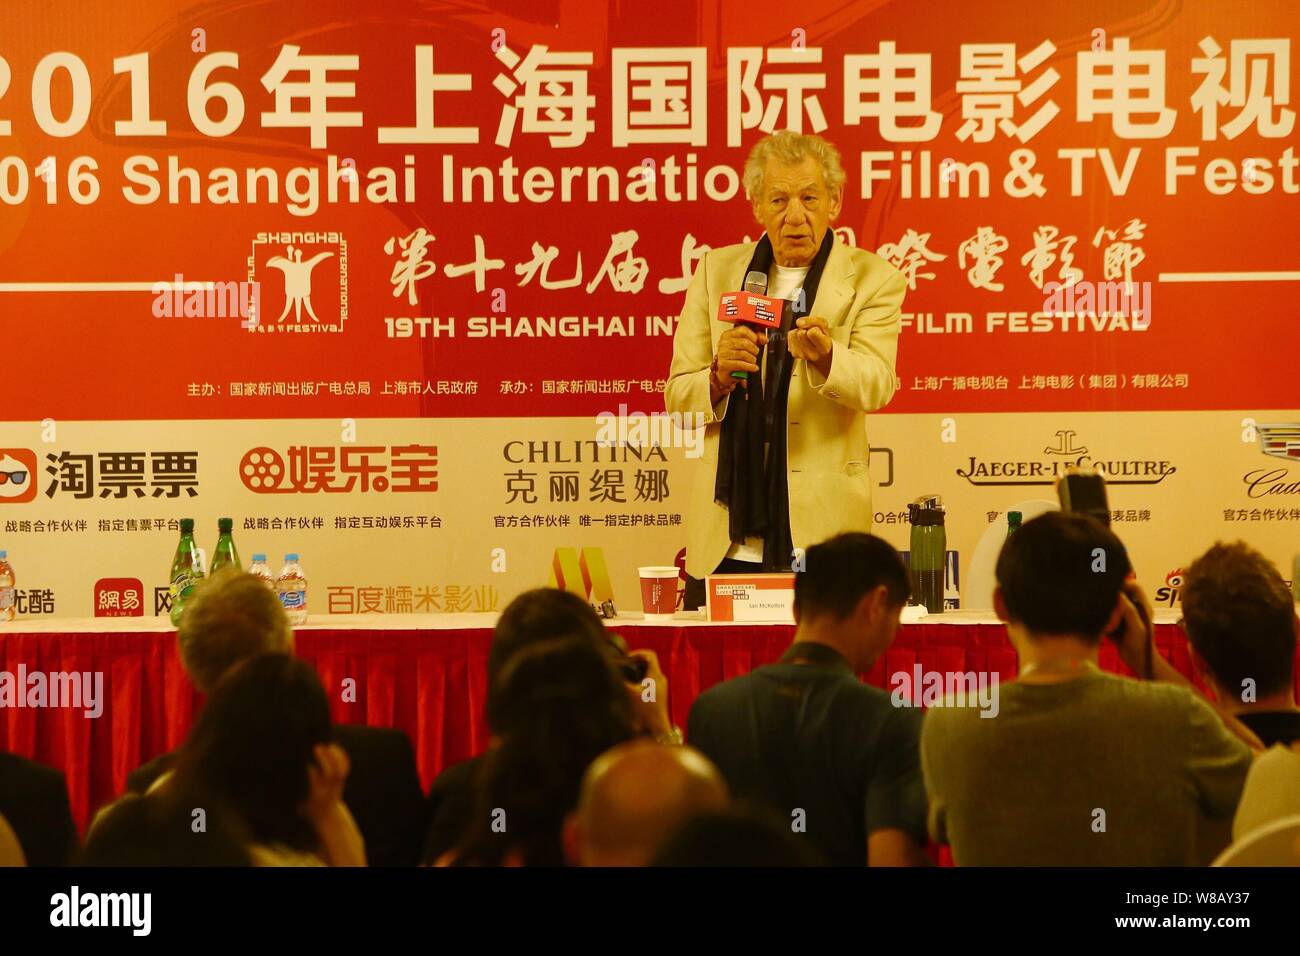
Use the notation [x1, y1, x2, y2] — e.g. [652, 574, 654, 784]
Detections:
[667, 131, 905, 609]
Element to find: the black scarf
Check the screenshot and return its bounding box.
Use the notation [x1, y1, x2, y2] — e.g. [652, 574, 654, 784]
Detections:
[714, 230, 835, 571]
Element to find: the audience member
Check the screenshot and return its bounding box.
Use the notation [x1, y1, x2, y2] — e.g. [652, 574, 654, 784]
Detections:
[922, 512, 1253, 866]
[1180, 541, 1300, 746]
[0, 811, 25, 866]
[687, 532, 929, 866]
[444, 635, 636, 865]
[564, 740, 728, 866]
[423, 587, 671, 863]
[81, 780, 252, 867]
[0, 750, 78, 866]
[92, 653, 364, 866]
[1213, 813, 1300, 866]
[124, 569, 426, 866]
[652, 805, 824, 866]
[1232, 742, 1300, 842]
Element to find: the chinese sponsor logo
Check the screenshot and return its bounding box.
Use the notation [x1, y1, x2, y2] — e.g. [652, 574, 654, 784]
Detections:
[1259, 424, 1300, 462]
[7, 589, 55, 615]
[246, 232, 348, 333]
[957, 429, 1176, 486]
[239, 445, 438, 494]
[1243, 423, 1300, 499]
[501, 440, 670, 505]
[0, 449, 38, 504]
[548, 547, 615, 604]
[326, 584, 499, 614]
[44, 451, 199, 499]
[1154, 568, 1184, 607]
[94, 578, 145, 618]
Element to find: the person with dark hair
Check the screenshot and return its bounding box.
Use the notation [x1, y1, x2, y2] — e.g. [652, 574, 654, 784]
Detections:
[687, 532, 927, 866]
[124, 569, 426, 867]
[652, 804, 824, 866]
[90, 654, 365, 866]
[486, 587, 673, 739]
[80, 779, 252, 867]
[442, 635, 637, 866]
[922, 511, 1254, 866]
[422, 587, 674, 863]
[1180, 541, 1300, 747]
[0, 751, 78, 866]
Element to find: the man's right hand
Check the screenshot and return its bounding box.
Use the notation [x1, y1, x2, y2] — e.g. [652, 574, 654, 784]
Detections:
[711, 325, 767, 401]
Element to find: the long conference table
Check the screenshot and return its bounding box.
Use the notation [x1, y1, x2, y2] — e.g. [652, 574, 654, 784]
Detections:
[0, 609, 1242, 832]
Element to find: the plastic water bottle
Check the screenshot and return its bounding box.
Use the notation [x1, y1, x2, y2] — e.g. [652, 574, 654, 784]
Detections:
[277, 554, 308, 625]
[0, 551, 15, 622]
[248, 553, 275, 589]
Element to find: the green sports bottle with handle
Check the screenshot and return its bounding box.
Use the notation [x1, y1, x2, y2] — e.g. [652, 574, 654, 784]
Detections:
[908, 494, 946, 615]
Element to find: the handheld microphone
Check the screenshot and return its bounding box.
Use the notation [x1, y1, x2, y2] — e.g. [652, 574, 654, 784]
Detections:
[728, 270, 774, 379]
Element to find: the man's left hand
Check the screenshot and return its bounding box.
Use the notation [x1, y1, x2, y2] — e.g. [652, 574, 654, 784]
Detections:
[790, 316, 833, 377]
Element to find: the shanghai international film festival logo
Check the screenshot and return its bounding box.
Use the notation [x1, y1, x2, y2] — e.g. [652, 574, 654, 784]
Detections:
[957, 429, 1176, 486]
[246, 231, 349, 333]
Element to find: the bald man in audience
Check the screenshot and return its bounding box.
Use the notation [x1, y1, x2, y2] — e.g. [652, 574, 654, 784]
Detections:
[564, 741, 729, 867]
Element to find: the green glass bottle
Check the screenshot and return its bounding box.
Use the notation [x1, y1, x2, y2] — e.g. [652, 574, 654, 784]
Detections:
[1007, 510, 1022, 537]
[169, 518, 205, 626]
[210, 517, 241, 573]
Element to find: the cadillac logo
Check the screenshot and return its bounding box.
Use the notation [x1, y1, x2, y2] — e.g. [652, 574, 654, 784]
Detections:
[1243, 423, 1300, 498]
[1259, 424, 1300, 461]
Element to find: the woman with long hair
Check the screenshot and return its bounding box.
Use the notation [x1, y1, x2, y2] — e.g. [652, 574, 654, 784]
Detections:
[449, 634, 637, 866]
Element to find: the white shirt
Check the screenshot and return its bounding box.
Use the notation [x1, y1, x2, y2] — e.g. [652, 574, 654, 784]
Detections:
[725, 264, 809, 564]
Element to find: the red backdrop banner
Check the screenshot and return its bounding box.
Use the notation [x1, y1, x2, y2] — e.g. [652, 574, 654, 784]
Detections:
[1, 0, 1296, 420]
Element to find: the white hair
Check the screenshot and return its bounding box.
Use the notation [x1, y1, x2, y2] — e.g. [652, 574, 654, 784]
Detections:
[743, 130, 847, 201]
